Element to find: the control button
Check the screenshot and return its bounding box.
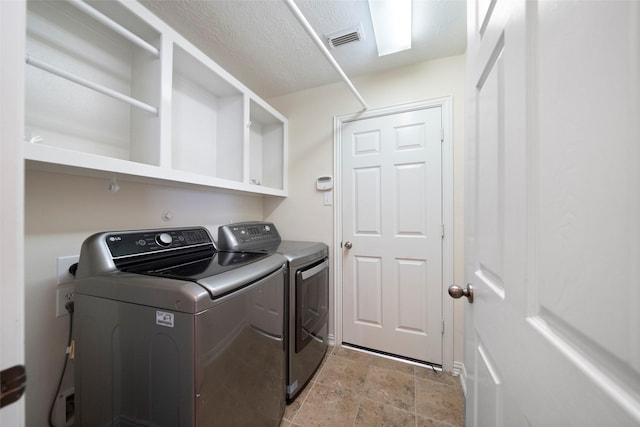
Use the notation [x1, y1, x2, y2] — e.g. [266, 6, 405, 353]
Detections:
[136, 239, 146, 246]
[264, 225, 271, 232]
[156, 233, 173, 247]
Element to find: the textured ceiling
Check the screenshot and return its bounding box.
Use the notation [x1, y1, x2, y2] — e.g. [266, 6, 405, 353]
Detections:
[140, 0, 467, 99]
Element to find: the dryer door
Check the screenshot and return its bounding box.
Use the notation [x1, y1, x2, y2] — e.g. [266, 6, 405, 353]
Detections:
[295, 258, 329, 352]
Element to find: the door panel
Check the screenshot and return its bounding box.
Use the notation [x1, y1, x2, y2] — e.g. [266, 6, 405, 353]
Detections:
[475, 344, 502, 427]
[465, 0, 640, 425]
[353, 167, 381, 234]
[535, 0, 638, 373]
[343, 107, 443, 363]
[354, 256, 382, 326]
[396, 258, 428, 334]
[396, 163, 427, 235]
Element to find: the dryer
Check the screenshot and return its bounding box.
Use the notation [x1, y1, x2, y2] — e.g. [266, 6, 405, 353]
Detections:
[277, 240, 329, 401]
[218, 222, 329, 401]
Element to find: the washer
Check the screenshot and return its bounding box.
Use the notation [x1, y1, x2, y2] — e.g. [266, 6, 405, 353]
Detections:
[218, 222, 329, 401]
[73, 225, 287, 427]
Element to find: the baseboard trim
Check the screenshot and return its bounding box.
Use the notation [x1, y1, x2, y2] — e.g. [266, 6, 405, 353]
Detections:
[453, 361, 467, 397]
[327, 333, 336, 346]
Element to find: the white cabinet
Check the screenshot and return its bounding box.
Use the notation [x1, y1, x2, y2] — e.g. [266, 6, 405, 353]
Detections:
[249, 99, 286, 190]
[24, 0, 287, 197]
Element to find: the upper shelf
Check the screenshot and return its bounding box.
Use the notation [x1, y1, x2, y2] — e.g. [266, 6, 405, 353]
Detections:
[24, 0, 288, 197]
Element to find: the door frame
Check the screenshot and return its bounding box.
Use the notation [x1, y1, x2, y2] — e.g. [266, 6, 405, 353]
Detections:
[1, 0, 26, 423]
[333, 97, 455, 371]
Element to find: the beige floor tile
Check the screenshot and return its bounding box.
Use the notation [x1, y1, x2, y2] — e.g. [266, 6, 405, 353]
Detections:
[415, 378, 464, 427]
[284, 379, 314, 421]
[314, 353, 369, 394]
[367, 354, 416, 376]
[416, 415, 457, 427]
[414, 366, 460, 387]
[291, 383, 359, 427]
[354, 398, 416, 427]
[288, 346, 465, 427]
[363, 365, 416, 412]
[331, 346, 375, 363]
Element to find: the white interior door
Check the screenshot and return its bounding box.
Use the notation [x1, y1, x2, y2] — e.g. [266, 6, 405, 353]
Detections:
[0, 0, 25, 424]
[341, 105, 443, 364]
[464, 0, 640, 425]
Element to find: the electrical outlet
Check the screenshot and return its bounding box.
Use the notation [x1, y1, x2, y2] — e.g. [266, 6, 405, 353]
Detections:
[56, 282, 74, 317]
[57, 255, 79, 285]
[55, 388, 75, 426]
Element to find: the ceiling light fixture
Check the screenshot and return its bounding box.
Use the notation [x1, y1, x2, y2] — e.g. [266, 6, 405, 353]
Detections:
[368, 0, 412, 56]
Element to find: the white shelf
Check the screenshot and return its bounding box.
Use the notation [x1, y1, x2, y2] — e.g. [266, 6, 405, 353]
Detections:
[171, 44, 244, 182]
[249, 98, 286, 191]
[24, 0, 287, 197]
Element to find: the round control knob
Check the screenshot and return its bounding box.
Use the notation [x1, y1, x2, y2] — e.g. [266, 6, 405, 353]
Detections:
[264, 225, 271, 232]
[156, 232, 173, 247]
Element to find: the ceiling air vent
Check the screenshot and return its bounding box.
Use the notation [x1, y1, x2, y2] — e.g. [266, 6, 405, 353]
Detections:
[326, 26, 364, 49]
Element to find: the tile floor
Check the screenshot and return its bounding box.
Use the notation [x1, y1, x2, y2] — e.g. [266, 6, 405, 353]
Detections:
[281, 346, 465, 427]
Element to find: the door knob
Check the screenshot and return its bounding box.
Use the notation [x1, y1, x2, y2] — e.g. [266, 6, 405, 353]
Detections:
[344, 241, 353, 249]
[448, 284, 474, 303]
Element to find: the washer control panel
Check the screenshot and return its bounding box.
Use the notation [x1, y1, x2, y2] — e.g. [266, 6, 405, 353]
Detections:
[218, 222, 281, 251]
[106, 227, 212, 258]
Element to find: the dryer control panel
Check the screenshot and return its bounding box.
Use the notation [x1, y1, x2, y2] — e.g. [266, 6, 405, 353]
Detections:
[218, 222, 281, 252]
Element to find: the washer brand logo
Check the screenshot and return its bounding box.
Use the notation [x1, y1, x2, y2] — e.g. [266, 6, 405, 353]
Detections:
[109, 236, 122, 242]
[156, 311, 175, 328]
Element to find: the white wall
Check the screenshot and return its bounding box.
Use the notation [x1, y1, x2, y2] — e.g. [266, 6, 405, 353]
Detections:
[264, 54, 466, 365]
[24, 170, 264, 426]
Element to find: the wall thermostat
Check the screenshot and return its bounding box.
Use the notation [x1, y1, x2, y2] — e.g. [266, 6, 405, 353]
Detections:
[316, 176, 333, 190]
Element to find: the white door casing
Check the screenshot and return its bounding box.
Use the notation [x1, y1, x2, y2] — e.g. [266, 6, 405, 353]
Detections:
[464, 0, 640, 426]
[0, 0, 26, 424]
[335, 98, 454, 369]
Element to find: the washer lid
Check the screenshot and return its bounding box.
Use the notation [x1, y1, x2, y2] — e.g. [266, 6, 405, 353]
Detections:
[196, 253, 286, 298]
[123, 252, 286, 299]
[123, 251, 268, 279]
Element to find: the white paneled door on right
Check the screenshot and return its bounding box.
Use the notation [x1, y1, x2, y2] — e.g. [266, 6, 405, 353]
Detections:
[342, 106, 443, 364]
[465, 0, 640, 426]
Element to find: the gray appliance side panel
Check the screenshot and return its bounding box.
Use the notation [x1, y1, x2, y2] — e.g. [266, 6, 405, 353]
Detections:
[74, 294, 195, 427]
[195, 266, 286, 426]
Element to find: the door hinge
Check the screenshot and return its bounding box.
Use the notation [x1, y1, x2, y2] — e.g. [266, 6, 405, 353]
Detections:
[0, 365, 26, 409]
[440, 128, 444, 142]
[441, 224, 445, 239]
[441, 320, 445, 335]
